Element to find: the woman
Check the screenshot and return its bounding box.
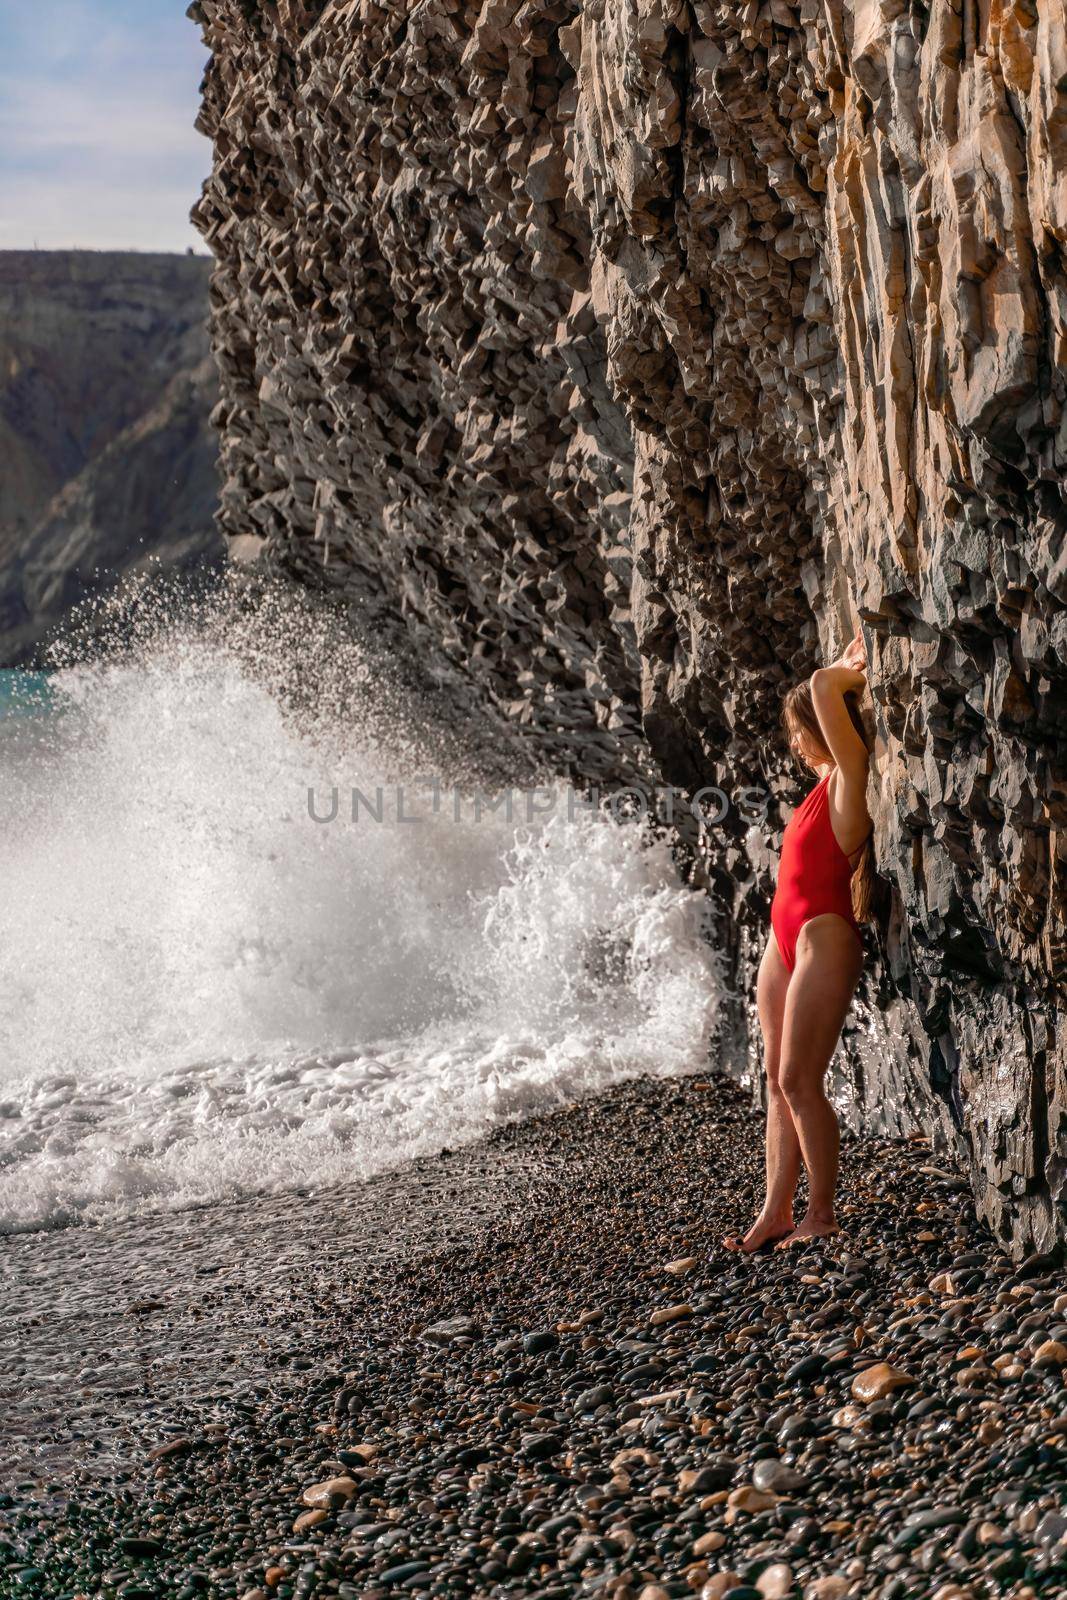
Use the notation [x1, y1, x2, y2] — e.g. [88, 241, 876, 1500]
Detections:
[724, 624, 874, 1252]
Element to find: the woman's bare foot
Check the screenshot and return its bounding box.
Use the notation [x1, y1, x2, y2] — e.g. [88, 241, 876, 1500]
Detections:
[722, 1212, 794, 1253]
[773, 1212, 839, 1250]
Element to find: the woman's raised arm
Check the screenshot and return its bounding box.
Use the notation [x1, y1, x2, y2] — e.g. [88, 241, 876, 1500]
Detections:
[809, 625, 868, 786]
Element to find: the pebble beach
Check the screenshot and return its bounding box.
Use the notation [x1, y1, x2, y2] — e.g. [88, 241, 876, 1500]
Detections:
[4, 1074, 1066, 1600]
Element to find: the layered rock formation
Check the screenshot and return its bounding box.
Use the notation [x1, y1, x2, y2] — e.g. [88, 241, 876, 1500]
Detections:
[191, 0, 1067, 1255]
[0, 252, 221, 664]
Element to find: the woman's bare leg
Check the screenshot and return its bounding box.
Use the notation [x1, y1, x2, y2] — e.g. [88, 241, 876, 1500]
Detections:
[774, 914, 863, 1248]
[723, 932, 798, 1251]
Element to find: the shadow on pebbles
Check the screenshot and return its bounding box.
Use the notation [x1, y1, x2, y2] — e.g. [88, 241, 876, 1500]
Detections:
[2, 1075, 1066, 1600]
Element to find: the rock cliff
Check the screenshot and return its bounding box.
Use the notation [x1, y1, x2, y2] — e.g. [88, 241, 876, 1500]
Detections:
[191, 0, 1067, 1255]
[0, 251, 221, 665]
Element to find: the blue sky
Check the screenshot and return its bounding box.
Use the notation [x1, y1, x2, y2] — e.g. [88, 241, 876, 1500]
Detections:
[1, 0, 211, 253]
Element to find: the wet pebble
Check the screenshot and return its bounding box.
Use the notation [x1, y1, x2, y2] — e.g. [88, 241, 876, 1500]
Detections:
[8, 1077, 1066, 1600]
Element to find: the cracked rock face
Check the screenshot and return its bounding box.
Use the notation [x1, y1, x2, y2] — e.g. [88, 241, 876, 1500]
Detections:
[191, 0, 1067, 1255]
[0, 251, 221, 665]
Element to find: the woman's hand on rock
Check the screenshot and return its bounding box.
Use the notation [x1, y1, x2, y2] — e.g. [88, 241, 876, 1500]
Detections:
[829, 624, 867, 678]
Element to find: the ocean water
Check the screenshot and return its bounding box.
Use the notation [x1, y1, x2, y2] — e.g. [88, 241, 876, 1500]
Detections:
[0, 669, 54, 718]
[0, 580, 724, 1233]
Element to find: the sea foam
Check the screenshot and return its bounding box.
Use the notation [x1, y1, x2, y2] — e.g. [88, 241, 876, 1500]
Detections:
[0, 576, 724, 1230]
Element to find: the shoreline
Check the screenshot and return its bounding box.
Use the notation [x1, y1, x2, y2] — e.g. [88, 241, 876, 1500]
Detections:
[1, 1131, 559, 1491]
[4, 1073, 1066, 1599]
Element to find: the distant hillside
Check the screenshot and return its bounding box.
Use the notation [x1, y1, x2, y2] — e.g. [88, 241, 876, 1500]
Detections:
[0, 251, 221, 665]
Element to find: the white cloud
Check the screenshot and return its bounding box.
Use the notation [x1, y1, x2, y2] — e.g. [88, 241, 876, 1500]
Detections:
[0, 172, 207, 255]
[0, 0, 211, 253]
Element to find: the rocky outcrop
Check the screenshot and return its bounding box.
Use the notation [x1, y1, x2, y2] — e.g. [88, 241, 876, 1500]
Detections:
[190, 0, 1067, 1256]
[0, 252, 222, 665]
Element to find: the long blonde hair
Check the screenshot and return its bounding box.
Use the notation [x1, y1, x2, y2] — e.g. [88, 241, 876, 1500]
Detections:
[781, 679, 876, 924]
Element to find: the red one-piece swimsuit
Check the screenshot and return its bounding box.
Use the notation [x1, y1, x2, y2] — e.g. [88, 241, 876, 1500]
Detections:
[770, 770, 865, 973]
